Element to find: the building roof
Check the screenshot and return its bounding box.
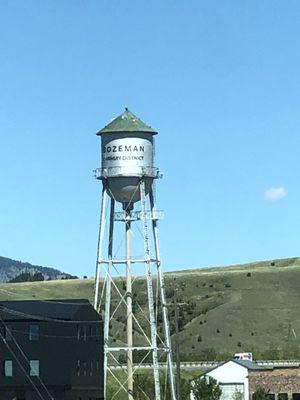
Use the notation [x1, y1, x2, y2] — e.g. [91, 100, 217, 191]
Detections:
[190, 359, 263, 383]
[0, 299, 101, 322]
[96, 108, 158, 135]
[233, 359, 262, 370]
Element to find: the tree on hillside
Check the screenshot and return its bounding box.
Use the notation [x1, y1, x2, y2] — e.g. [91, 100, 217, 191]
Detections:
[192, 376, 222, 400]
[252, 387, 268, 400]
[9, 272, 44, 283]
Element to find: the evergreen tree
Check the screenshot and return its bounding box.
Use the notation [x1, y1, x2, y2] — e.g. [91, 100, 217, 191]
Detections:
[192, 376, 222, 400]
[252, 387, 268, 400]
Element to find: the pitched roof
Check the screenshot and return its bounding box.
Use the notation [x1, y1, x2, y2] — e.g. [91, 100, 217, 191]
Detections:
[190, 359, 263, 382]
[0, 299, 101, 322]
[233, 359, 262, 370]
[96, 108, 157, 135]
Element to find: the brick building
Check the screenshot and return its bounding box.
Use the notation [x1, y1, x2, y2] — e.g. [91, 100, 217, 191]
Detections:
[249, 366, 300, 400]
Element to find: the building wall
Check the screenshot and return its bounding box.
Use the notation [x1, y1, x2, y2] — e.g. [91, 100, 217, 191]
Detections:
[249, 367, 300, 399]
[0, 319, 104, 400]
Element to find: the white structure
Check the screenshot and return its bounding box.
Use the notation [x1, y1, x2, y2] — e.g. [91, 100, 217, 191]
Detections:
[190, 360, 260, 400]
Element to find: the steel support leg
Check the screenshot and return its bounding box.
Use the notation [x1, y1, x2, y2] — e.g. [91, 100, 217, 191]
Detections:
[140, 180, 161, 400]
[103, 198, 115, 398]
[150, 188, 177, 400]
[94, 187, 108, 310]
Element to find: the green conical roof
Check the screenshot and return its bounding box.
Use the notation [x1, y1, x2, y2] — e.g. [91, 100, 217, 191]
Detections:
[96, 108, 157, 135]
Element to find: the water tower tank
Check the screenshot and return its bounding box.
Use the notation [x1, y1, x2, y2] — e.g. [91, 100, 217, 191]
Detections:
[96, 108, 158, 207]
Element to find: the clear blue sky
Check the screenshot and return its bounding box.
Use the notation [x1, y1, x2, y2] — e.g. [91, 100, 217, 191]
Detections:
[1, 1, 299, 277]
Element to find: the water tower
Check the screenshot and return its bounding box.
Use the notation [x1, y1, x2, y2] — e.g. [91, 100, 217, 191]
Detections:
[93, 108, 176, 400]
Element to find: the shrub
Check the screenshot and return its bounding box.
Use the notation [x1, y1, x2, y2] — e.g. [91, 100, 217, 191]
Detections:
[192, 376, 222, 400]
[252, 387, 268, 400]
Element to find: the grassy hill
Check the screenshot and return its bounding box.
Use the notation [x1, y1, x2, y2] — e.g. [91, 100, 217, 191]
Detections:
[1, 257, 300, 360]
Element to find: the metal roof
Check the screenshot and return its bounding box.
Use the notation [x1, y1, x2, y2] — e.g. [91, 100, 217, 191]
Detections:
[96, 108, 157, 135]
[0, 299, 101, 322]
[233, 359, 262, 370]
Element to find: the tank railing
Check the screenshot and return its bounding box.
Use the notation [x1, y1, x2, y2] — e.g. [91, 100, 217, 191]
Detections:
[114, 210, 164, 221]
[94, 166, 162, 179]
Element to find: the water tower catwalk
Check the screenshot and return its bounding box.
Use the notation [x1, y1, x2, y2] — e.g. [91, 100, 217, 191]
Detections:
[93, 108, 177, 400]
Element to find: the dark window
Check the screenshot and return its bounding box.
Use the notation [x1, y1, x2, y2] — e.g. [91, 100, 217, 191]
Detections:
[82, 361, 87, 376]
[30, 360, 39, 376]
[4, 326, 12, 341]
[29, 325, 39, 341]
[4, 360, 12, 376]
[95, 326, 100, 342]
[293, 395, 300, 400]
[77, 325, 87, 341]
[266, 395, 275, 400]
[278, 394, 288, 400]
[77, 360, 80, 376]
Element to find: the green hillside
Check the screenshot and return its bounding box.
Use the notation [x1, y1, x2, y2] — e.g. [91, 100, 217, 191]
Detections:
[1, 257, 300, 360]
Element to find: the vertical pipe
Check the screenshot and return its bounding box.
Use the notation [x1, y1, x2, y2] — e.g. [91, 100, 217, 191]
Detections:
[94, 187, 107, 310]
[103, 198, 115, 397]
[125, 209, 134, 400]
[150, 189, 177, 400]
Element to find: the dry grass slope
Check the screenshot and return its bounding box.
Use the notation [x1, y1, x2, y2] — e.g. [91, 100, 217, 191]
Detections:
[1, 257, 300, 360]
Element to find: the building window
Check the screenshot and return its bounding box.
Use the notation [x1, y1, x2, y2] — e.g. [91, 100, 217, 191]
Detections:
[278, 394, 288, 400]
[82, 361, 87, 376]
[95, 326, 100, 342]
[292, 395, 300, 400]
[30, 360, 40, 376]
[4, 360, 13, 376]
[4, 326, 13, 341]
[29, 325, 39, 341]
[266, 395, 275, 400]
[77, 325, 87, 341]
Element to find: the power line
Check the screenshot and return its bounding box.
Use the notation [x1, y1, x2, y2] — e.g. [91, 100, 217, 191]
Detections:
[0, 314, 53, 400]
[4, 326, 102, 339]
[0, 329, 47, 400]
[0, 306, 101, 324]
